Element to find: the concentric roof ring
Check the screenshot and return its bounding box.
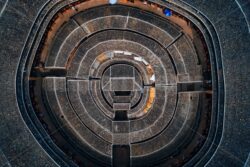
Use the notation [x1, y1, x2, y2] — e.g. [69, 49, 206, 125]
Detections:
[15, 1, 223, 167]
